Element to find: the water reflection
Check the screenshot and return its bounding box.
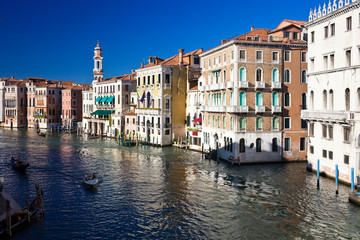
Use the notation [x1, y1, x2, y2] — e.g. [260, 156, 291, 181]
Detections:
[0, 128, 359, 239]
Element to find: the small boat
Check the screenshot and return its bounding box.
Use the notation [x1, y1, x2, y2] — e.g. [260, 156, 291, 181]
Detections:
[82, 173, 98, 187]
[121, 140, 136, 146]
[11, 157, 29, 171]
[38, 132, 46, 137]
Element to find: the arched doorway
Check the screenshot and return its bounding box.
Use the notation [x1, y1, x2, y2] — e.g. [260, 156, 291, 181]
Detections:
[146, 120, 151, 142]
[214, 133, 219, 149]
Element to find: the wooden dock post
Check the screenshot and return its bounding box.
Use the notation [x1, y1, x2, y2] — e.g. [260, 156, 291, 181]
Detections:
[335, 164, 339, 194]
[6, 199, 12, 237]
[317, 159, 320, 189]
[202, 143, 204, 159]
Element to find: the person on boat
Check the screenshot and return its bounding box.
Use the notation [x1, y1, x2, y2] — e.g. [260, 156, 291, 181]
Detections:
[85, 173, 91, 181]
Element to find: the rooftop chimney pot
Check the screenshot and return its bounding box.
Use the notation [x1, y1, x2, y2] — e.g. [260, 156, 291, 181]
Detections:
[251, 26, 254, 31]
[141, 63, 144, 68]
[179, 49, 184, 66]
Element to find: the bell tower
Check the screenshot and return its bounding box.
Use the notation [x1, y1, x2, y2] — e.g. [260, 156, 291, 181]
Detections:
[93, 40, 103, 83]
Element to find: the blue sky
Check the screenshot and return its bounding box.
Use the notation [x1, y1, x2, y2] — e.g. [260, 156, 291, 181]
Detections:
[0, 0, 315, 84]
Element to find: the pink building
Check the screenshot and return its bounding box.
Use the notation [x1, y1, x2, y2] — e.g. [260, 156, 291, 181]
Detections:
[61, 86, 84, 130]
[124, 112, 136, 140]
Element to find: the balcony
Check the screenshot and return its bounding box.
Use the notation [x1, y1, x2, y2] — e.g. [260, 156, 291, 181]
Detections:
[33, 114, 47, 118]
[200, 105, 206, 112]
[135, 108, 161, 115]
[199, 85, 206, 92]
[301, 110, 352, 122]
[205, 85, 211, 91]
[272, 105, 282, 113]
[227, 105, 248, 113]
[226, 81, 234, 89]
[255, 105, 265, 113]
[209, 83, 220, 91]
[219, 82, 226, 89]
[239, 81, 248, 88]
[204, 105, 226, 112]
[97, 104, 115, 110]
[255, 81, 265, 89]
[271, 82, 281, 89]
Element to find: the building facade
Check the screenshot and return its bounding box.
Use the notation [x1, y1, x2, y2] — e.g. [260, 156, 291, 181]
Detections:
[302, 0, 360, 183]
[61, 86, 84, 130]
[135, 49, 203, 146]
[186, 85, 203, 150]
[200, 20, 307, 163]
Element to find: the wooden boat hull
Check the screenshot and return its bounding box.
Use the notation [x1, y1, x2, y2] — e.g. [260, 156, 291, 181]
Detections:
[11, 163, 29, 171]
[82, 178, 98, 187]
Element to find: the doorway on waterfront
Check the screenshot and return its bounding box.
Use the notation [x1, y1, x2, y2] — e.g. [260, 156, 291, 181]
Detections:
[213, 133, 219, 149]
[146, 120, 150, 142]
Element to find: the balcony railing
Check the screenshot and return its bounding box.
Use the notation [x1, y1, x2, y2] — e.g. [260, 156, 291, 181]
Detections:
[199, 85, 206, 92]
[255, 105, 265, 113]
[301, 110, 351, 122]
[34, 114, 47, 118]
[97, 104, 115, 110]
[219, 82, 226, 89]
[204, 105, 226, 112]
[272, 105, 282, 113]
[227, 105, 248, 113]
[209, 83, 220, 91]
[226, 81, 234, 89]
[239, 81, 248, 88]
[200, 105, 206, 111]
[255, 81, 265, 89]
[271, 82, 281, 89]
[135, 108, 161, 115]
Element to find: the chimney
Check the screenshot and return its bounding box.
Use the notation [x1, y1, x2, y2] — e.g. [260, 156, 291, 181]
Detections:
[179, 49, 184, 66]
[132, 69, 135, 74]
[141, 63, 144, 68]
[11, 76, 14, 79]
[251, 26, 254, 31]
[154, 57, 158, 65]
[148, 56, 152, 64]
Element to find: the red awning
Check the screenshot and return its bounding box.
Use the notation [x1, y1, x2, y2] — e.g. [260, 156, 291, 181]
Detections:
[192, 116, 202, 123]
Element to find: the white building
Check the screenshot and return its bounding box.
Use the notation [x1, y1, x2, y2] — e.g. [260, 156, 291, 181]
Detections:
[302, 0, 360, 183]
[82, 41, 136, 137]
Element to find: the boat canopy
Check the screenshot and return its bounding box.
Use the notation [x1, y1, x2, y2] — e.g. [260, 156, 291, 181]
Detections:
[91, 110, 115, 116]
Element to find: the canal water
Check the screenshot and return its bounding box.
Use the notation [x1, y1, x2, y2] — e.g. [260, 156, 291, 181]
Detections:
[0, 128, 359, 239]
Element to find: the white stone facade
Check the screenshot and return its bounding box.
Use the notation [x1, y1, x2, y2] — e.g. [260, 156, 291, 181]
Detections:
[303, 1, 360, 183]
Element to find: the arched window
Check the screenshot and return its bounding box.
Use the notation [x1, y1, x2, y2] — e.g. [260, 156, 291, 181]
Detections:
[284, 92, 290, 107]
[256, 68, 262, 82]
[345, 88, 350, 111]
[223, 70, 226, 82]
[272, 69, 279, 82]
[230, 68, 234, 82]
[272, 92, 279, 106]
[272, 138, 278, 152]
[219, 93, 222, 106]
[256, 138, 262, 152]
[256, 92, 263, 106]
[301, 93, 307, 110]
[212, 116, 215, 127]
[146, 92, 151, 108]
[301, 70, 307, 83]
[208, 115, 210, 127]
[230, 138, 233, 152]
[239, 92, 246, 106]
[187, 114, 190, 127]
[239, 67, 246, 82]
[256, 117, 263, 130]
[272, 117, 279, 130]
[239, 138, 245, 152]
[239, 117, 246, 130]
[218, 116, 221, 128]
[284, 69, 290, 83]
[310, 91, 314, 110]
[223, 116, 226, 129]
[329, 90, 334, 110]
[208, 94, 211, 106]
[323, 90, 327, 110]
[230, 92, 234, 106]
[230, 117, 234, 130]
[223, 93, 226, 106]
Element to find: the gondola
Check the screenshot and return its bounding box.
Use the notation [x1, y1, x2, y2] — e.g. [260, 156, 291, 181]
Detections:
[11, 156, 29, 171]
[82, 173, 98, 187]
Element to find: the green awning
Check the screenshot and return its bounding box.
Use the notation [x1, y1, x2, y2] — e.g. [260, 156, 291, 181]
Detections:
[211, 69, 221, 73]
[95, 97, 102, 103]
[91, 110, 115, 116]
[106, 96, 115, 103]
[100, 97, 108, 103]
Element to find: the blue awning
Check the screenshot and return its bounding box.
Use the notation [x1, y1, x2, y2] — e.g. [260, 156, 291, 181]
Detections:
[100, 97, 108, 103]
[106, 96, 115, 103]
[95, 97, 102, 103]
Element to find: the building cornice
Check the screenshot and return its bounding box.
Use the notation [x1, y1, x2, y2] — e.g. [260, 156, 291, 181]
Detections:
[308, 64, 360, 76]
[305, 2, 360, 28]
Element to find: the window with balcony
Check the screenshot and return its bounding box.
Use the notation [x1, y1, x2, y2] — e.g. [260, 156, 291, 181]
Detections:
[272, 92, 279, 106]
[284, 138, 291, 151]
[272, 138, 278, 152]
[272, 117, 279, 130]
[239, 92, 246, 106]
[223, 116, 226, 129]
[284, 117, 291, 129]
[239, 117, 245, 130]
[239, 67, 246, 82]
[256, 92, 263, 106]
[256, 68, 262, 82]
[256, 117, 263, 130]
[165, 99, 170, 109]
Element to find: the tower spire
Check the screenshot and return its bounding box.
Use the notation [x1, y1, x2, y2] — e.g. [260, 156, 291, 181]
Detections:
[93, 40, 103, 83]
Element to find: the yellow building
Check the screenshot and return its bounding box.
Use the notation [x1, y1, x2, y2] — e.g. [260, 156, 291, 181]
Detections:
[135, 49, 203, 146]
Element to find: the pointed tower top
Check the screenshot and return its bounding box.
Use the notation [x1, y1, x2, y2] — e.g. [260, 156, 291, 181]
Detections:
[95, 40, 102, 51]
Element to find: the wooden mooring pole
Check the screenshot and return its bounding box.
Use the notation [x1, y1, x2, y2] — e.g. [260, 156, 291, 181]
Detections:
[6, 199, 12, 237]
